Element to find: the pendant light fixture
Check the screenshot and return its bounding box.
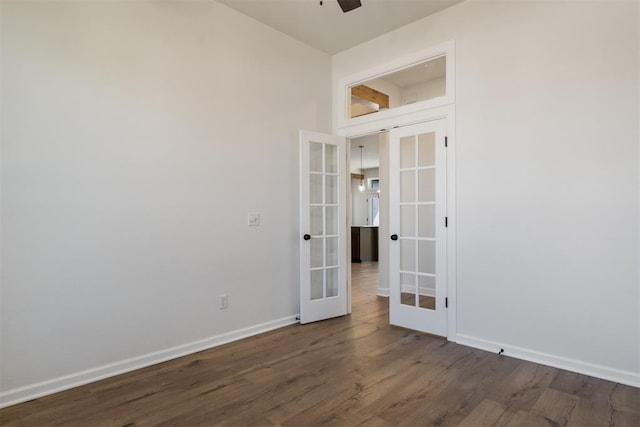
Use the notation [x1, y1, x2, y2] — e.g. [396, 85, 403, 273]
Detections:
[358, 145, 365, 193]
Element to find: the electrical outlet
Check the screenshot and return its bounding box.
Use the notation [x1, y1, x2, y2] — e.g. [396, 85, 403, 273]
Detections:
[219, 294, 228, 310]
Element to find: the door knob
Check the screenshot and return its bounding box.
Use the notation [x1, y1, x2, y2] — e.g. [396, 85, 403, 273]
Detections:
[303, 234, 311, 240]
[390, 234, 398, 241]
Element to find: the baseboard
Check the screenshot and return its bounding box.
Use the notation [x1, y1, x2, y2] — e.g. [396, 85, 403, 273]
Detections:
[377, 287, 389, 297]
[0, 315, 300, 409]
[456, 334, 640, 388]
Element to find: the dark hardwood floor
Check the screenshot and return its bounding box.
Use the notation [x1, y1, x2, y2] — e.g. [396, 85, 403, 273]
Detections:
[1, 261, 638, 426]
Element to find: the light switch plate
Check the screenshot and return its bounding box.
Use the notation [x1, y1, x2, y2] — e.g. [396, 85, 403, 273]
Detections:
[248, 212, 260, 226]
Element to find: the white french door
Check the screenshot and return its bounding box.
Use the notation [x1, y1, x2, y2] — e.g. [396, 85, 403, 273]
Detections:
[389, 120, 448, 336]
[299, 131, 348, 324]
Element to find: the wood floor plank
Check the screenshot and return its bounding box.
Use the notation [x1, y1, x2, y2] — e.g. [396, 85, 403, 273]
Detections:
[458, 399, 525, 427]
[548, 369, 615, 399]
[526, 388, 581, 426]
[372, 349, 519, 425]
[487, 361, 557, 411]
[608, 382, 640, 414]
[1, 261, 638, 426]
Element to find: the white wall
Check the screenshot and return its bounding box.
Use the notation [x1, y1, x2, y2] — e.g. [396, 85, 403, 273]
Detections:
[334, 0, 640, 382]
[0, 0, 331, 402]
[351, 177, 366, 226]
[363, 78, 403, 109]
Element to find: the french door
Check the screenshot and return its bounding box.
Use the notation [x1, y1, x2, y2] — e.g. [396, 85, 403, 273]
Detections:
[389, 120, 448, 336]
[299, 131, 348, 324]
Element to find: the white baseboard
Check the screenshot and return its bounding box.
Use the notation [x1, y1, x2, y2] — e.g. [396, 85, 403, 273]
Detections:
[456, 334, 640, 388]
[377, 287, 389, 297]
[0, 315, 299, 409]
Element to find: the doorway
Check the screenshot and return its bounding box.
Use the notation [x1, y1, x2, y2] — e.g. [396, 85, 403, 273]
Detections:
[298, 116, 455, 337]
[348, 132, 389, 321]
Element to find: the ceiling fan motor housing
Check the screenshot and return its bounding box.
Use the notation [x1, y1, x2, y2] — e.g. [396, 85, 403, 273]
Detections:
[337, 0, 362, 13]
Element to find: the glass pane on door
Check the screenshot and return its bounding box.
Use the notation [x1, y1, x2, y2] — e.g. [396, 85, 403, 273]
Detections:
[418, 169, 435, 202]
[310, 174, 323, 204]
[310, 270, 324, 300]
[325, 175, 338, 204]
[400, 273, 416, 307]
[310, 207, 323, 235]
[400, 171, 415, 203]
[400, 205, 415, 236]
[418, 205, 435, 238]
[418, 276, 436, 309]
[325, 144, 338, 173]
[310, 238, 323, 268]
[418, 133, 435, 167]
[418, 240, 436, 274]
[400, 136, 416, 168]
[326, 268, 339, 297]
[326, 237, 339, 267]
[310, 142, 323, 172]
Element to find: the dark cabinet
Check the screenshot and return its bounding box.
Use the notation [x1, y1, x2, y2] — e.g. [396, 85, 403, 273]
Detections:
[351, 226, 378, 263]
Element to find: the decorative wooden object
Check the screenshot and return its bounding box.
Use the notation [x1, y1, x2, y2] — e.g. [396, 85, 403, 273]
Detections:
[351, 85, 390, 109]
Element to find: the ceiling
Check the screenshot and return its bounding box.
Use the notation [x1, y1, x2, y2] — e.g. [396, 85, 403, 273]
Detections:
[350, 134, 379, 172]
[217, 0, 465, 55]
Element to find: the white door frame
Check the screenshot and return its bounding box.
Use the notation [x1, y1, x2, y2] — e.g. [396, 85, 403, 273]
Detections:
[336, 104, 457, 342]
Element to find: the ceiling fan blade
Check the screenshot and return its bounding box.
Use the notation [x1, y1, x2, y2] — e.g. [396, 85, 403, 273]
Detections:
[337, 0, 362, 13]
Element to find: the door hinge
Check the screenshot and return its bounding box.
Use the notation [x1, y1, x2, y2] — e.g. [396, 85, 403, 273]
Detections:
[445, 136, 448, 147]
[445, 217, 448, 227]
[445, 297, 449, 308]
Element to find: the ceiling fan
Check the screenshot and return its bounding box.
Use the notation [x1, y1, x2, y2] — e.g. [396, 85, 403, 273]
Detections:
[337, 0, 362, 13]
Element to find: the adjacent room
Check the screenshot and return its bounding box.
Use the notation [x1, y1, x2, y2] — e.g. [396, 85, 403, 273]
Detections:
[1, 0, 639, 425]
